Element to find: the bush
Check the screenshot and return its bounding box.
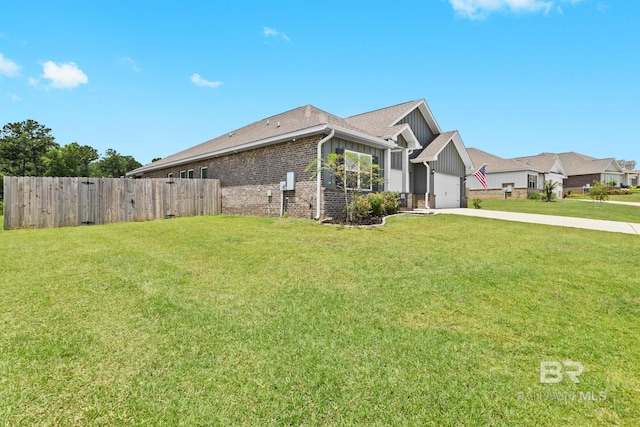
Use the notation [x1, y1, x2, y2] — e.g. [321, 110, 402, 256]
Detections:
[607, 188, 632, 195]
[528, 192, 542, 200]
[347, 195, 371, 222]
[380, 191, 400, 215]
[0, 200, 3, 216]
[472, 198, 482, 209]
[367, 193, 385, 217]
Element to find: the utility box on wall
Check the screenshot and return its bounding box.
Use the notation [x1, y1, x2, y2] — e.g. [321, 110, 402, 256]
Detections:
[286, 172, 296, 190]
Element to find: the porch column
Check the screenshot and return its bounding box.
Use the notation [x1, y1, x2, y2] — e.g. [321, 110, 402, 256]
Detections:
[402, 148, 409, 193]
[384, 148, 391, 191]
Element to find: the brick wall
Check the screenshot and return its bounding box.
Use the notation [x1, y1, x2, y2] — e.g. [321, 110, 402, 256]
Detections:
[141, 136, 327, 218]
[468, 188, 530, 200]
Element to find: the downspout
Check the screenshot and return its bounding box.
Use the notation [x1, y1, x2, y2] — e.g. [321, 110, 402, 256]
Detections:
[423, 161, 430, 209]
[315, 129, 336, 220]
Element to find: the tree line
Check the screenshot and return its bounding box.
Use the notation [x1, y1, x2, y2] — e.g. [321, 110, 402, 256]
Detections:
[0, 119, 143, 179]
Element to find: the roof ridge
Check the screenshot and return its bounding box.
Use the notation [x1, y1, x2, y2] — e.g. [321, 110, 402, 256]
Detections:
[346, 99, 421, 119]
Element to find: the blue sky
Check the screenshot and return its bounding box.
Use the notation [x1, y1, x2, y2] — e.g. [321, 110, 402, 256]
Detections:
[1, 0, 638, 166]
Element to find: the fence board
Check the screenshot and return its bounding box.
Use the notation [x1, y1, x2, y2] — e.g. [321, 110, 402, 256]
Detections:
[3, 177, 221, 230]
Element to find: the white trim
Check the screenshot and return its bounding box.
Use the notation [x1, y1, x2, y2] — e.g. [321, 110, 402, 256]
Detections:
[392, 100, 443, 135]
[345, 150, 373, 191]
[410, 131, 473, 169]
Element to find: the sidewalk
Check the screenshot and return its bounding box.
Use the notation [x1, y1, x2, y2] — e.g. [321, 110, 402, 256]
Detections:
[435, 208, 640, 235]
[573, 199, 640, 207]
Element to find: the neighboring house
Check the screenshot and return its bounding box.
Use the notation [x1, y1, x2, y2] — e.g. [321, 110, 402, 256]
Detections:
[466, 148, 546, 199]
[617, 159, 639, 187]
[512, 153, 567, 198]
[127, 99, 473, 218]
[556, 152, 624, 193]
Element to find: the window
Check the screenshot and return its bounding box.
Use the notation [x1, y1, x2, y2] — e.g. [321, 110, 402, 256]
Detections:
[528, 174, 537, 189]
[345, 150, 373, 191]
[200, 167, 208, 179]
[187, 169, 194, 179]
[391, 151, 402, 170]
[179, 170, 186, 179]
[167, 173, 174, 178]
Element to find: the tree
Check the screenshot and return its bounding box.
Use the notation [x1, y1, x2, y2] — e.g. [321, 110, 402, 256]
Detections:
[44, 142, 99, 177]
[92, 148, 142, 177]
[0, 120, 58, 176]
[589, 181, 610, 203]
[542, 180, 558, 202]
[306, 151, 383, 223]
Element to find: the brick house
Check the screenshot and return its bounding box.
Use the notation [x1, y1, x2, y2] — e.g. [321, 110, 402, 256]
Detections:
[466, 148, 559, 199]
[127, 100, 473, 218]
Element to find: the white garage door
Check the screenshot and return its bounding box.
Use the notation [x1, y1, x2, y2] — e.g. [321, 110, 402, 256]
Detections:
[434, 172, 460, 208]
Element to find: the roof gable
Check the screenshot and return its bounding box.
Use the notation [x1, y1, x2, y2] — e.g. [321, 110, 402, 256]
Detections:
[411, 131, 473, 169]
[557, 152, 623, 175]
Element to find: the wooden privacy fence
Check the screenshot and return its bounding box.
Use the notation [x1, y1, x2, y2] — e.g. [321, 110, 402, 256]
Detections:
[3, 176, 221, 230]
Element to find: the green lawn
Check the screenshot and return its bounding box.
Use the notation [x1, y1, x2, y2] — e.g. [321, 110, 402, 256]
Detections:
[1, 215, 639, 425]
[479, 198, 640, 223]
[608, 192, 640, 203]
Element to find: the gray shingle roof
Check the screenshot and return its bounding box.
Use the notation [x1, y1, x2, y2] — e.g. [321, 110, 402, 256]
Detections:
[467, 148, 540, 173]
[131, 105, 374, 173]
[556, 152, 620, 175]
[346, 100, 422, 133]
[412, 131, 457, 163]
[512, 152, 560, 172]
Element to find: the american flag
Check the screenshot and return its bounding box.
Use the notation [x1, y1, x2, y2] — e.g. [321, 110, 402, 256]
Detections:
[474, 165, 488, 188]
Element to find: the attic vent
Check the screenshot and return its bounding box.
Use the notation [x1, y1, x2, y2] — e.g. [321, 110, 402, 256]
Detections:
[277, 121, 280, 127]
[229, 132, 235, 137]
[266, 119, 269, 125]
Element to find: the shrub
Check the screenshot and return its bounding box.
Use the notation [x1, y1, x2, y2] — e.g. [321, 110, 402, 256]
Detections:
[347, 195, 371, 222]
[380, 191, 400, 215]
[472, 198, 482, 209]
[367, 193, 385, 217]
[528, 192, 542, 200]
[0, 200, 3, 216]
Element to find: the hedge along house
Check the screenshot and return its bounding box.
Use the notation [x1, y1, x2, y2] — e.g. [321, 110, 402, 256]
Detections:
[127, 99, 473, 218]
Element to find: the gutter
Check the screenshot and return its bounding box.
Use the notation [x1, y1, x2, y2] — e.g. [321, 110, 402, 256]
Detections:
[424, 161, 430, 210]
[315, 129, 336, 220]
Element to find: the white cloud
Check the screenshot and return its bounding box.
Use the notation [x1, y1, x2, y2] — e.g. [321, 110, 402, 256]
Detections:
[0, 53, 21, 77]
[190, 73, 222, 88]
[263, 26, 290, 42]
[449, 0, 554, 19]
[10, 94, 20, 101]
[41, 61, 88, 89]
[119, 56, 141, 73]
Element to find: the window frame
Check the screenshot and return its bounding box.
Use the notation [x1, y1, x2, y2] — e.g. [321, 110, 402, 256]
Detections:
[187, 169, 194, 179]
[345, 149, 373, 191]
[527, 174, 537, 189]
[179, 170, 186, 179]
[200, 167, 208, 179]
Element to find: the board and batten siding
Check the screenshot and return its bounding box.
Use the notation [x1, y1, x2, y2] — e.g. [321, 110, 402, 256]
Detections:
[322, 137, 385, 191]
[412, 141, 465, 196]
[398, 108, 434, 146]
[3, 176, 221, 230]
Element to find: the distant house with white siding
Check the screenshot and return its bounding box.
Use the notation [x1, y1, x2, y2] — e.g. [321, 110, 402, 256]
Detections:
[466, 148, 560, 199]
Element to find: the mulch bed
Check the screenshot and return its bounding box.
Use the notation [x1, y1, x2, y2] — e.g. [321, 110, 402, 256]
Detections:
[323, 216, 384, 226]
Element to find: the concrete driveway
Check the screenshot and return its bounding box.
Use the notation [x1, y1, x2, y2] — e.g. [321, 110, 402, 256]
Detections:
[436, 208, 640, 235]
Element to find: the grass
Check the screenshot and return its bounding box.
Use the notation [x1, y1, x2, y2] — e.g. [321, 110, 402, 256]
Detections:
[479, 198, 640, 223]
[1, 215, 639, 425]
[608, 192, 640, 202]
